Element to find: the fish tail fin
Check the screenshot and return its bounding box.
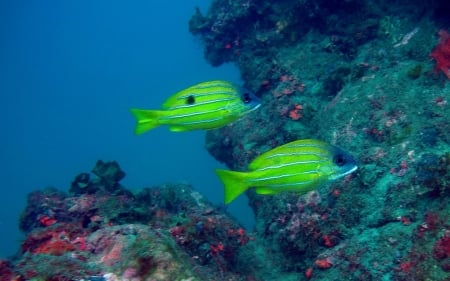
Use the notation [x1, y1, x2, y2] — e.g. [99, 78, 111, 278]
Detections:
[215, 169, 250, 204]
[130, 108, 162, 135]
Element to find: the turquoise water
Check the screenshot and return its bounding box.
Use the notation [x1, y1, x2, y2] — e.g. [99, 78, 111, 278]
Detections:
[0, 0, 254, 258]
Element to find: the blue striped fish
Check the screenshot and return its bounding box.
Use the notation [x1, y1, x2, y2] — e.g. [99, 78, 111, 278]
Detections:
[215, 139, 358, 204]
[130, 80, 260, 134]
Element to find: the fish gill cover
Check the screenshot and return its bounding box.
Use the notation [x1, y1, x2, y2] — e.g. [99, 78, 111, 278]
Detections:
[2, 0, 450, 281]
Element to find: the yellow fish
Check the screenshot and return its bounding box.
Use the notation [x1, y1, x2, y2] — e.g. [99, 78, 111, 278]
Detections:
[130, 80, 260, 134]
[215, 139, 358, 204]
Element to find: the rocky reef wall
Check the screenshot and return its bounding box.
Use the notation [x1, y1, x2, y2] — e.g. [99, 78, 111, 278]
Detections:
[191, 0, 450, 280]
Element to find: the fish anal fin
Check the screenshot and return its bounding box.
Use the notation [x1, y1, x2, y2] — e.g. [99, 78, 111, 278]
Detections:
[168, 125, 190, 132]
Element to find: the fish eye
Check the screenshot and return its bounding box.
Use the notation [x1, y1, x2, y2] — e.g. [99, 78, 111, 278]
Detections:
[242, 93, 252, 104]
[186, 95, 195, 105]
[334, 154, 346, 167]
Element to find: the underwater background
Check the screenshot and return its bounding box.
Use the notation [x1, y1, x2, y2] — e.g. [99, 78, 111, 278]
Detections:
[0, 0, 253, 258]
[1, 0, 450, 280]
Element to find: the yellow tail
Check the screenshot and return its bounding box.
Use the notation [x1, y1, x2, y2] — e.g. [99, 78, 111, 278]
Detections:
[215, 169, 250, 204]
[130, 108, 163, 135]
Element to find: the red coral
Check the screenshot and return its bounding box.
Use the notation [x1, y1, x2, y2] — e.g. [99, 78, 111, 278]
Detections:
[305, 267, 313, 278]
[399, 261, 413, 272]
[32, 239, 75, 256]
[0, 260, 14, 281]
[288, 104, 303, 120]
[322, 235, 335, 247]
[210, 242, 225, 256]
[424, 212, 441, 231]
[433, 233, 450, 260]
[315, 258, 332, 269]
[21, 229, 77, 256]
[38, 215, 57, 227]
[430, 29, 450, 79]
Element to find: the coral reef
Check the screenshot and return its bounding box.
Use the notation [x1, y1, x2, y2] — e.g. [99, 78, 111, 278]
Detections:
[7, 161, 256, 281]
[4, 1, 450, 280]
[190, 0, 450, 280]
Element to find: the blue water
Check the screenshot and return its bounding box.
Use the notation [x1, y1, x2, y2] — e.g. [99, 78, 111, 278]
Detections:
[0, 0, 254, 258]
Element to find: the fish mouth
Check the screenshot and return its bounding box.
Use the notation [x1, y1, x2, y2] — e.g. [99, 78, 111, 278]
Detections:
[342, 165, 358, 177]
[239, 102, 261, 116]
[248, 103, 261, 112]
[346, 165, 358, 175]
[330, 165, 358, 180]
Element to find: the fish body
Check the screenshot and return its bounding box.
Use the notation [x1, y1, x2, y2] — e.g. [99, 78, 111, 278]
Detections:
[130, 80, 260, 134]
[216, 139, 358, 204]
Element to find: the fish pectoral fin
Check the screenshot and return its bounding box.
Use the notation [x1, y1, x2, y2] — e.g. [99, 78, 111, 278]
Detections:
[254, 187, 279, 195]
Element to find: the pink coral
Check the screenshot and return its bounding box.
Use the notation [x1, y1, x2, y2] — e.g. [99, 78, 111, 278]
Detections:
[122, 267, 138, 279]
[433, 231, 450, 260]
[100, 242, 123, 266]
